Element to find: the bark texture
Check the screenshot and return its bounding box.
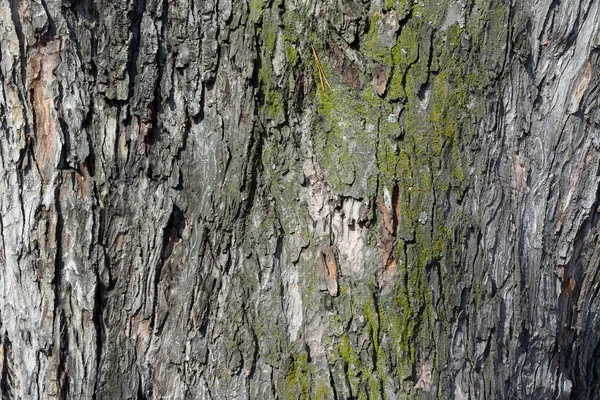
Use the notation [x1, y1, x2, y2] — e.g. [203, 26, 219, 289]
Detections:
[1, 0, 600, 398]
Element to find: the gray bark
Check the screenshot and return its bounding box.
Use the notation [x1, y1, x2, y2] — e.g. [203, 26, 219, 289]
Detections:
[0, 0, 600, 399]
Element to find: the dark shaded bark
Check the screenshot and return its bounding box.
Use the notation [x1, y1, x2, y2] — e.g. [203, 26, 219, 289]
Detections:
[1, 0, 600, 399]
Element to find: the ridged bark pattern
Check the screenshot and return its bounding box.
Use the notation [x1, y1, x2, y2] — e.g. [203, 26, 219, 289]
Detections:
[0, 0, 600, 399]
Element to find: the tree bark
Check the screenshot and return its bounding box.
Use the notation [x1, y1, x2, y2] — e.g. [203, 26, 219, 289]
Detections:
[1, 0, 600, 398]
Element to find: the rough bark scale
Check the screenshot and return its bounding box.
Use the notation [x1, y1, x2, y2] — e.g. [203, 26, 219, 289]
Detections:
[0, 0, 599, 398]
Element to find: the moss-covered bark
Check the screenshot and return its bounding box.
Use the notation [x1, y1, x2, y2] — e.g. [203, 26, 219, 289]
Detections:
[1, 0, 600, 398]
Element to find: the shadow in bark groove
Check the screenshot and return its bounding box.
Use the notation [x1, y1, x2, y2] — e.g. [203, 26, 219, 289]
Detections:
[0, 331, 14, 400]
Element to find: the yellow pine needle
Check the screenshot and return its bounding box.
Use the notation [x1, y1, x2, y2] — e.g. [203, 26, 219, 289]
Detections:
[311, 47, 325, 91]
[312, 46, 331, 91]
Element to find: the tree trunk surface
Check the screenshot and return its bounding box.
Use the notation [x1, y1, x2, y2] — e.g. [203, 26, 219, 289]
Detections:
[1, 0, 600, 398]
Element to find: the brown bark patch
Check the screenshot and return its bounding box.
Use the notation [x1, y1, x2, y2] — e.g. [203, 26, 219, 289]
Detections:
[563, 277, 576, 298]
[329, 44, 363, 89]
[371, 63, 390, 96]
[377, 183, 401, 288]
[317, 245, 338, 296]
[30, 39, 61, 180]
[572, 61, 592, 107]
